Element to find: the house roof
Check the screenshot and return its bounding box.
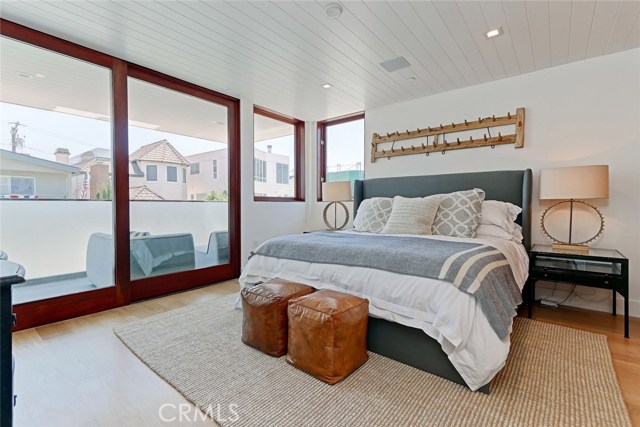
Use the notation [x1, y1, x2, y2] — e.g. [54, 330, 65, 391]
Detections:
[0, 149, 81, 174]
[69, 148, 111, 166]
[129, 185, 164, 201]
[129, 161, 144, 177]
[129, 140, 189, 166]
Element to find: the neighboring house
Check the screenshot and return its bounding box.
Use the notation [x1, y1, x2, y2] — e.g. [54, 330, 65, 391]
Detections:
[253, 148, 294, 198]
[0, 148, 81, 199]
[185, 147, 294, 200]
[129, 140, 190, 201]
[70, 140, 190, 201]
[185, 148, 228, 200]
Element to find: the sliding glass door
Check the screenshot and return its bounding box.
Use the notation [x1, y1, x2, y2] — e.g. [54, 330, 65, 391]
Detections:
[1, 20, 240, 329]
[0, 36, 115, 305]
[126, 75, 233, 298]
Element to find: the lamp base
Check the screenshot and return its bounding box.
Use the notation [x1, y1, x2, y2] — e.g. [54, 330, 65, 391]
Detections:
[322, 201, 349, 231]
[551, 243, 590, 253]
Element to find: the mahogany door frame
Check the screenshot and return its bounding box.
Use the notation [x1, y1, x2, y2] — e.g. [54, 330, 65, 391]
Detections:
[1, 19, 241, 330]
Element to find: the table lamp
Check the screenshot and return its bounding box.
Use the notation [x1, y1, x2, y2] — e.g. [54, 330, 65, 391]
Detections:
[322, 181, 352, 231]
[539, 165, 609, 252]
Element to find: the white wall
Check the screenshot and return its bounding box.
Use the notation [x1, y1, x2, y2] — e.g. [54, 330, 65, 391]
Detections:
[363, 48, 640, 316]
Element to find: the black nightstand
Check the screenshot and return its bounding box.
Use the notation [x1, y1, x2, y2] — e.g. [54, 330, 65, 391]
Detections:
[527, 244, 629, 338]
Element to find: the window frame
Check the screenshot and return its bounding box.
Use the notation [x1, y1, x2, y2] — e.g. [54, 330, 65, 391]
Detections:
[253, 105, 305, 202]
[317, 112, 365, 201]
[166, 165, 177, 183]
[190, 163, 200, 175]
[146, 165, 158, 182]
[212, 159, 218, 179]
[0, 175, 36, 196]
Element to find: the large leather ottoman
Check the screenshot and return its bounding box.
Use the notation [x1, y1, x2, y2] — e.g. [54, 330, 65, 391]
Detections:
[241, 279, 314, 357]
[286, 289, 369, 384]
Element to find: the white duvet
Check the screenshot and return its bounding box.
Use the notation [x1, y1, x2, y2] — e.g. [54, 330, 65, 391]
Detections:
[239, 231, 529, 391]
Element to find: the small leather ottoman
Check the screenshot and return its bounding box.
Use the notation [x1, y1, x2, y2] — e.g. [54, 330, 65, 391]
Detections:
[241, 279, 314, 357]
[286, 289, 369, 384]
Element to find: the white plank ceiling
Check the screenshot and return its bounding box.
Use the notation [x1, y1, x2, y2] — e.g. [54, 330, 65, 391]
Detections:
[1, 1, 639, 122]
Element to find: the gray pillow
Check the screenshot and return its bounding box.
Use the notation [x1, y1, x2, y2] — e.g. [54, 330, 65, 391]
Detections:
[353, 197, 393, 233]
[432, 188, 485, 238]
[381, 195, 442, 235]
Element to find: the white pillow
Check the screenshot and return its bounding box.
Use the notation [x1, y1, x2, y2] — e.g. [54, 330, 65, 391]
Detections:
[381, 195, 442, 235]
[481, 200, 522, 232]
[432, 188, 485, 238]
[476, 224, 524, 243]
[353, 197, 393, 233]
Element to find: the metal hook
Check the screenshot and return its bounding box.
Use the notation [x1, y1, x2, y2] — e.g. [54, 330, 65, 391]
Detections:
[491, 145, 496, 149]
[442, 150, 446, 155]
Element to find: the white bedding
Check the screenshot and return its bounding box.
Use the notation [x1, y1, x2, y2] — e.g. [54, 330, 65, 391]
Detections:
[239, 231, 529, 391]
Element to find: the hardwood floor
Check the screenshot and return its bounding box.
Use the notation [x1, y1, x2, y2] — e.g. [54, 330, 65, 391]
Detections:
[12, 281, 640, 427]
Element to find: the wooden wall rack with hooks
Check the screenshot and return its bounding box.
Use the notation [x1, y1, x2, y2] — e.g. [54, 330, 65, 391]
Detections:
[370, 107, 525, 162]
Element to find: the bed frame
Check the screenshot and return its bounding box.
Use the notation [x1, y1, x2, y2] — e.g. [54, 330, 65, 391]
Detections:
[353, 169, 532, 393]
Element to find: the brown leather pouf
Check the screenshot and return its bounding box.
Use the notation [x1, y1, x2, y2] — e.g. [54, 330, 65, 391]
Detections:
[286, 289, 369, 385]
[241, 279, 314, 357]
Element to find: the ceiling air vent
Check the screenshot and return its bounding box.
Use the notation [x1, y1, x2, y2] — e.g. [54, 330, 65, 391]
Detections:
[380, 56, 411, 73]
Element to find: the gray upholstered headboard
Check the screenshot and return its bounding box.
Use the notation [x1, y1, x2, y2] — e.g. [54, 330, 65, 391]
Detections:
[353, 169, 533, 251]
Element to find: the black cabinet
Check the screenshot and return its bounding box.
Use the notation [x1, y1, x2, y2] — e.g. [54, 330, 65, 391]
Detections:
[1, 260, 25, 427]
[527, 244, 629, 338]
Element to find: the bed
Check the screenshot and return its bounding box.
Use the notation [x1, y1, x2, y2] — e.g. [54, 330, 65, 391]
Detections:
[240, 169, 532, 393]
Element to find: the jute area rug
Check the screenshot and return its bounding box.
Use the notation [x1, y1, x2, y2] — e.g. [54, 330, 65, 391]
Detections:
[114, 294, 630, 427]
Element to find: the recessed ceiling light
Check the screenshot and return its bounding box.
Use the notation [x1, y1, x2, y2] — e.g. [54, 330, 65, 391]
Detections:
[322, 83, 333, 89]
[485, 27, 503, 39]
[35, 73, 45, 78]
[324, 3, 343, 19]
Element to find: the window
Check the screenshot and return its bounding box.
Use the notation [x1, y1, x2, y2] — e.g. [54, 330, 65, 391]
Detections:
[190, 163, 200, 174]
[276, 163, 289, 184]
[182, 168, 187, 183]
[146, 165, 158, 181]
[212, 159, 218, 179]
[317, 113, 364, 200]
[167, 165, 177, 182]
[0, 176, 36, 196]
[254, 158, 266, 182]
[253, 106, 304, 201]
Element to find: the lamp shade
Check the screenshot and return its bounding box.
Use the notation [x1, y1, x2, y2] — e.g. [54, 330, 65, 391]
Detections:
[539, 165, 609, 200]
[322, 181, 352, 202]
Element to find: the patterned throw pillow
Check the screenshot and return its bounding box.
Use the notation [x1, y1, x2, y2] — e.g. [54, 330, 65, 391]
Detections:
[353, 197, 393, 233]
[381, 195, 442, 235]
[432, 189, 486, 238]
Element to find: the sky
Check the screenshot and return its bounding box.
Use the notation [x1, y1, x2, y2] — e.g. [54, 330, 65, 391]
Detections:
[0, 102, 226, 160]
[1, 102, 364, 174]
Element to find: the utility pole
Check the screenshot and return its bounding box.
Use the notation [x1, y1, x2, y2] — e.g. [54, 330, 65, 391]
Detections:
[9, 121, 26, 153]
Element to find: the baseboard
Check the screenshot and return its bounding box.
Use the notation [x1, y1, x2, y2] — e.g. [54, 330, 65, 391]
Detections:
[534, 281, 640, 318]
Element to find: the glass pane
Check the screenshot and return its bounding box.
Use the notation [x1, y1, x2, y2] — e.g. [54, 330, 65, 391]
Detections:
[326, 118, 365, 189]
[0, 36, 114, 303]
[128, 77, 229, 281]
[254, 114, 295, 198]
